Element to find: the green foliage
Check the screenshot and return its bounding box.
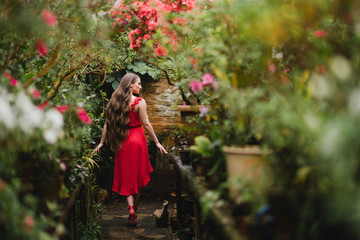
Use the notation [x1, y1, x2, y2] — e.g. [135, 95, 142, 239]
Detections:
[190, 136, 217, 158]
[79, 221, 102, 240]
[0, 1, 125, 239]
[106, 60, 162, 90]
[127, 61, 162, 79]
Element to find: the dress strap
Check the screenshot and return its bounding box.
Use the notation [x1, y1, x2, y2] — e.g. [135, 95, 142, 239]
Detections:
[131, 97, 143, 110]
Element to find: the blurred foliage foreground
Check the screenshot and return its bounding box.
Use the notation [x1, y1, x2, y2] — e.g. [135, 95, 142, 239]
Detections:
[0, 1, 143, 239]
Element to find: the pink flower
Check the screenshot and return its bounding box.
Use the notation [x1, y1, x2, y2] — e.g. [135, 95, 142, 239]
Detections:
[42, 10, 58, 27]
[134, 28, 141, 35]
[183, 101, 188, 105]
[199, 106, 209, 117]
[268, 62, 276, 73]
[38, 101, 49, 110]
[202, 73, 215, 86]
[32, 89, 40, 99]
[283, 68, 290, 74]
[57, 105, 68, 114]
[10, 77, 18, 86]
[24, 215, 34, 232]
[189, 80, 203, 93]
[59, 162, 67, 172]
[3, 72, 11, 79]
[37, 40, 48, 56]
[314, 30, 326, 38]
[173, 17, 187, 25]
[143, 34, 151, 40]
[147, 21, 158, 31]
[77, 107, 92, 125]
[154, 45, 168, 56]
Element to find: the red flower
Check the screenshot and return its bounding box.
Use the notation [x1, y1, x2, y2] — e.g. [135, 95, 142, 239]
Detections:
[42, 10, 58, 27]
[77, 107, 92, 125]
[173, 17, 187, 25]
[37, 40, 48, 56]
[314, 30, 326, 38]
[154, 45, 168, 56]
[38, 101, 49, 110]
[3, 72, 11, 79]
[57, 105, 69, 114]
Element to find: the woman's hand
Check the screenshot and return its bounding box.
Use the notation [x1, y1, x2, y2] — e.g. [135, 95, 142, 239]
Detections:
[93, 143, 103, 154]
[156, 142, 168, 154]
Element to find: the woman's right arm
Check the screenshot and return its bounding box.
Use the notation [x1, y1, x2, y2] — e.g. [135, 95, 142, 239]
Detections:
[93, 123, 107, 154]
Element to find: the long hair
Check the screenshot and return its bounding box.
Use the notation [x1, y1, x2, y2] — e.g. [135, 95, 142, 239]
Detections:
[105, 73, 139, 152]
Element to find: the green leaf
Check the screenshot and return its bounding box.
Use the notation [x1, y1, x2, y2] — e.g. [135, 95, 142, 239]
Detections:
[111, 80, 120, 90]
[106, 76, 115, 83]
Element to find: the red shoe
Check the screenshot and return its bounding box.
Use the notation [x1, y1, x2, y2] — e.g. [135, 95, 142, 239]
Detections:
[128, 206, 137, 226]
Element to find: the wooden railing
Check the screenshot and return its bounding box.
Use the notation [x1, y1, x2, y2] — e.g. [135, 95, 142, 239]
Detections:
[168, 153, 245, 240]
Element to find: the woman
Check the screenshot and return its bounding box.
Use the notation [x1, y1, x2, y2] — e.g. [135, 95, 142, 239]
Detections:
[93, 73, 167, 226]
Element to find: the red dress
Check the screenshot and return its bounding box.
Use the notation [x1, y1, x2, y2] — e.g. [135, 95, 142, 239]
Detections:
[112, 97, 153, 196]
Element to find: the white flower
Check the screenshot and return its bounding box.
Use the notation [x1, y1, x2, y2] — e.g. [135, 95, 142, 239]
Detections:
[43, 129, 59, 144]
[43, 109, 64, 131]
[329, 55, 352, 81]
[348, 89, 360, 116]
[304, 112, 319, 131]
[307, 74, 332, 99]
[0, 95, 16, 129]
[41, 109, 64, 144]
[16, 92, 43, 134]
[320, 125, 340, 158]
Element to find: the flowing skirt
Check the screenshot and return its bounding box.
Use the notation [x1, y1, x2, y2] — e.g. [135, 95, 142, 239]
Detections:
[112, 126, 153, 196]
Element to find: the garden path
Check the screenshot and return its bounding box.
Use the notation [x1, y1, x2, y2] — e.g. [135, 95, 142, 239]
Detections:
[98, 168, 177, 240]
[98, 77, 180, 239]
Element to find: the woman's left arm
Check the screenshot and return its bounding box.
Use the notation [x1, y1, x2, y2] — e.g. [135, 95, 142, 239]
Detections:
[138, 99, 168, 154]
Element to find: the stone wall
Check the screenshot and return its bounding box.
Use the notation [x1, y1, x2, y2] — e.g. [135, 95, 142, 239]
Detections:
[140, 77, 182, 135]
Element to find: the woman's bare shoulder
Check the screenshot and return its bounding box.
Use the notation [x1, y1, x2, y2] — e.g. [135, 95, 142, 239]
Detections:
[138, 98, 146, 106]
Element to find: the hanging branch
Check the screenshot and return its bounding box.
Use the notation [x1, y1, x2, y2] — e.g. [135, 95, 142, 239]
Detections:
[142, 59, 175, 86]
[87, 70, 108, 93]
[73, 62, 90, 85]
[180, 87, 192, 105]
[24, 43, 62, 88]
[47, 56, 89, 99]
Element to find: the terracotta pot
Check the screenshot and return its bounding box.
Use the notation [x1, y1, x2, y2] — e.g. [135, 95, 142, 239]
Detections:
[223, 145, 264, 204]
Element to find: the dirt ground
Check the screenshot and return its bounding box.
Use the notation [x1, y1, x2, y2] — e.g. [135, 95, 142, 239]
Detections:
[98, 168, 178, 240]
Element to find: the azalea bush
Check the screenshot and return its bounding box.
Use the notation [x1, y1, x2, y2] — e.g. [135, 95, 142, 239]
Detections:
[0, 74, 95, 239]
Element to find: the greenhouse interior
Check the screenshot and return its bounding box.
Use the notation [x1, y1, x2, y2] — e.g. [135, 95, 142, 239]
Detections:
[1, 0, 360, 240]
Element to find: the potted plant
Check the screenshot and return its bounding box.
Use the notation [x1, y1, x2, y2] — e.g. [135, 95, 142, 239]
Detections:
[190, 136, 226, 187]
[213, 88, 270, 204]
